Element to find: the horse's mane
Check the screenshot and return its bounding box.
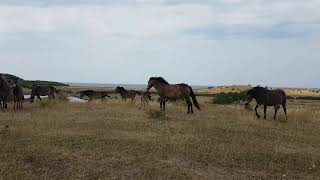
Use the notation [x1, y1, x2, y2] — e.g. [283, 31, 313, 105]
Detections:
[117, 86, 126, 90]
[254, 86, 268, 90]
[151, 77, 169, 85]
[249, 86, 270, 94]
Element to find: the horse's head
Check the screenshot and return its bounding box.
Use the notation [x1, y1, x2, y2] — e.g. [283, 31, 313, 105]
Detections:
[147, 78, 155, 91]
[245, 88, 255, 105]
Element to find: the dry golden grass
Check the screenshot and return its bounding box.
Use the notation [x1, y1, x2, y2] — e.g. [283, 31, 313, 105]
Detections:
[1, 98, 320, 180]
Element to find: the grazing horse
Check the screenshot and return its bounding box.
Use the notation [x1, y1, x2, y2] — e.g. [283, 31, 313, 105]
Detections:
[115, 86, 140, 101]
[79, 90, 111, 102]
[147, 77, 200, 114]
[30, 86, 57, 103]
[13, 83, 24, 109]
[0, 78, 11, 109]
[139, 91, 152, 110]
[245, 86, 287, 120]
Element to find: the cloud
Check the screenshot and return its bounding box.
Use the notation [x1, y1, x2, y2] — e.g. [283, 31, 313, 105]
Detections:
[0, 1, 319, 38]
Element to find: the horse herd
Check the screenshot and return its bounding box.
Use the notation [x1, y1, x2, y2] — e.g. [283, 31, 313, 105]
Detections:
[0, 76, 288, 120]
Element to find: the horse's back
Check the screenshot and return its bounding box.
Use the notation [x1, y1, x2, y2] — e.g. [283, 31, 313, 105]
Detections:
[266, 89, 286, 105]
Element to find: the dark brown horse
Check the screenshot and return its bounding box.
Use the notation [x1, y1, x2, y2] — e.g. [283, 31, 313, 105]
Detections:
[30, 86, 57, 103]
[13, 83, 24, 109]
[0, 78, 11, 109]
[79, 90, 111, 102]
[115, 86, 140, 101]
[147, 77, 200, 114]
[245, 86, 287, 120]
[139, 91, 152, 110]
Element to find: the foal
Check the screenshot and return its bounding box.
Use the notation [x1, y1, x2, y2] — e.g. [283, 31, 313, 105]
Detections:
[139, 91, 152, 110]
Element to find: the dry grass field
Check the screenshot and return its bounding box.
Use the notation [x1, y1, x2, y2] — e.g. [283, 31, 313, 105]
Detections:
[1, 96, 320, 180]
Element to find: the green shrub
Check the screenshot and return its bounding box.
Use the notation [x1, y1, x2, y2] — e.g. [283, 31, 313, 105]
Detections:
[212, 91, 246, 104]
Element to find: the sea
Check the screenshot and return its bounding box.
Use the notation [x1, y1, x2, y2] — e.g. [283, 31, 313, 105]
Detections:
[66, 82, 209, 90]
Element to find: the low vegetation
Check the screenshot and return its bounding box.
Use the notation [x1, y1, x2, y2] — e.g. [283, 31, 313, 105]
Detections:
[0, 98, 320, 179]
[212, 91, 246, 104]
[0, 73, 68, 88]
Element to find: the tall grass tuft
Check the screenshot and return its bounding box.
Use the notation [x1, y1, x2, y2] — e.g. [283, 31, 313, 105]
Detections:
[56, 93, 69, 102]
[147, 109, 168, 120]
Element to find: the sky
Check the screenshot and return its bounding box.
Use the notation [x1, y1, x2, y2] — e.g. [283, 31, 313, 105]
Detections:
[0, 0, 319, 88]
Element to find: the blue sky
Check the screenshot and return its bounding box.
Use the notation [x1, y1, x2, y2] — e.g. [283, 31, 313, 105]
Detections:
[0, 0, 319, 87]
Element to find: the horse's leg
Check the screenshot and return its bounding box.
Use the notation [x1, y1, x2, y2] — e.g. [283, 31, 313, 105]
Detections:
[4, 99, 7, 109]
[143, 100, 147, 110]
[255, 104, 260, 119]
[186, 98, 190, 114]
[274, 105, 280, 120]
[186, 98, 193, 114]
[263, 105, 267, 119]
[163, 99, 166, 111]
[139, 99, 143, 110]
[282, 104, 287, 120]
[38, 95, 41, 101]
[159, 98, 162, 110]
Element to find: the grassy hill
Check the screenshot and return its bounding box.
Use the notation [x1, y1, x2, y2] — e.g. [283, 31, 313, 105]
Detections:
[0, 73, 68, 88]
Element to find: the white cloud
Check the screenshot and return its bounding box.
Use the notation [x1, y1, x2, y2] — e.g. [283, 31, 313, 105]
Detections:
[0, 1, 319, 38]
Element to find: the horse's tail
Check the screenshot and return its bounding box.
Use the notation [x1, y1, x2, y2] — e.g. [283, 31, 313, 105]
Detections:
[190, 87, 201, 110]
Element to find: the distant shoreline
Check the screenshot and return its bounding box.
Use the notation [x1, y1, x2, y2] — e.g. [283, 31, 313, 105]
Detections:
[65, 82, 210, 90]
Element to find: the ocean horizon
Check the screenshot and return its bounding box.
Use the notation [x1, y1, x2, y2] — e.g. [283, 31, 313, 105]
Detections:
[66, 82, 210, 90]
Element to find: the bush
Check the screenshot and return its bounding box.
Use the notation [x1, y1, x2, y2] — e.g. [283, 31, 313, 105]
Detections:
[212, 91, 246, 104]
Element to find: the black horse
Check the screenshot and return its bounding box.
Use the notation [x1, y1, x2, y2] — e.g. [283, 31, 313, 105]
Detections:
[79, 90, 111, 102]
[30, 86, 58, 103]
[245, 86, 287, 120]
